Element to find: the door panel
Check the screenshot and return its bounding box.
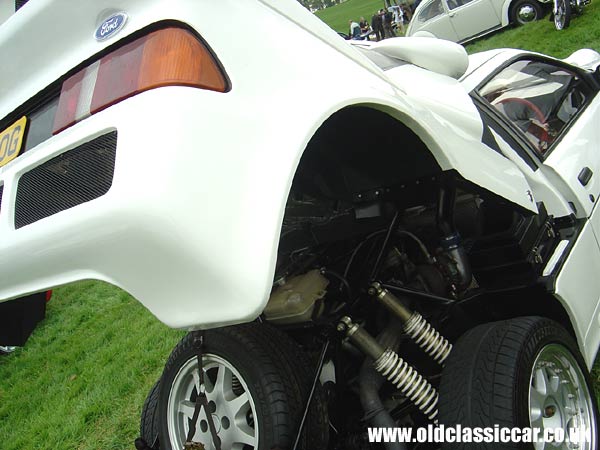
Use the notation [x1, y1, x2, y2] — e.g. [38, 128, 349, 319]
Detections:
[447, 0, 501, 41]
[554, 221, 600, 365]
[414, 0, 459, 40]
[544, 93, 600, 218]
[423, 14, 458, 40]
[477, 58, 599, 218]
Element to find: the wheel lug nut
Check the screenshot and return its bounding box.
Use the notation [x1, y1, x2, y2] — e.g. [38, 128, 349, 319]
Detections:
[544, 405, 557, 417]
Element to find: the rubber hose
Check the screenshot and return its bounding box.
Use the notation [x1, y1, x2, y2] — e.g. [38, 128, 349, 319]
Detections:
[358, 321, 407, 450]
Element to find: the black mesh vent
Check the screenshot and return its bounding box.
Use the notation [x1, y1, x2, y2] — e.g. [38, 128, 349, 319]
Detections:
[15, 132, 117, 229]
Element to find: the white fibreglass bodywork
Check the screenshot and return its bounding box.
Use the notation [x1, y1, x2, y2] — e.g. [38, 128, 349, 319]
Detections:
[0, 0, 599, 366]
[460, 47, 600, 366]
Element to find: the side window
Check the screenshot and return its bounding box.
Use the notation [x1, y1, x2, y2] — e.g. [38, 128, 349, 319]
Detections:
[418, 0, 444, 22]
[447, 0, 474, 10]
[478, 59, 587, 157]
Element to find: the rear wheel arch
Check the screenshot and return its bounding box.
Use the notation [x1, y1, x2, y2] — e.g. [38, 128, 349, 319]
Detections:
[461, 288, 580, 349]
[287, 105, 444, 204]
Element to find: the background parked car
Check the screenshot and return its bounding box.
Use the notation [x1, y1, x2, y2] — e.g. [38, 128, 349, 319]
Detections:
[406, 0, 549, 42]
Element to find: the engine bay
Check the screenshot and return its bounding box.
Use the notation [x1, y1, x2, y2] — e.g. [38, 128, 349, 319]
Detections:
[263, 162, 564, 448]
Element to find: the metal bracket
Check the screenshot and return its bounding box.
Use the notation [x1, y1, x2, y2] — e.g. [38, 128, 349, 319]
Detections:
[291, 339, 330, 450]
[183, 443, 205, 450]
[184, 331, 221, 450]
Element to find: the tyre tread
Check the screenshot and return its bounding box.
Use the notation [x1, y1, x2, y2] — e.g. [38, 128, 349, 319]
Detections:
[157, 322, 328, 450]
[438, 317, 598, 450]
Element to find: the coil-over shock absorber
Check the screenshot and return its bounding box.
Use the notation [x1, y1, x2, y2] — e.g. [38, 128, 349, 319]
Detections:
[338, 316, 439, 422]
[369, 282, 452, 365]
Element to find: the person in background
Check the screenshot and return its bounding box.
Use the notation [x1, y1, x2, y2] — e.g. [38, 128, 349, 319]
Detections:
[359, 16, 370, 34]
[401, 2, 412, 22]
[349, 19, 362, 39]
[382, 8, 396, 38]
[371, 10, 384, 41]
[390, 5, 405, 34]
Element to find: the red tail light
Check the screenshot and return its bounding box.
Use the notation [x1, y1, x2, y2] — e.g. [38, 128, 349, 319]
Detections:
[45, 290, 53, 302]
[53, 27, 227, 134]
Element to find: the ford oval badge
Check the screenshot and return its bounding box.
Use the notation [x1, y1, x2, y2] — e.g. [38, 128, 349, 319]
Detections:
[95, 12, 128, 41]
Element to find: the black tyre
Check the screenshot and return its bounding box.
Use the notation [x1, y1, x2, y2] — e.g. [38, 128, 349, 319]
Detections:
[140, 379, 161, 450]
[157, 323, 328, 450]
[439, 317, 598, 449]
[511, 0, 544, 24]
[555, 0, 571, 29]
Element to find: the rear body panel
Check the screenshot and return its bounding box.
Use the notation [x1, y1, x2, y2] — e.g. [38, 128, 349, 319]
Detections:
[0, 0, 540, 330]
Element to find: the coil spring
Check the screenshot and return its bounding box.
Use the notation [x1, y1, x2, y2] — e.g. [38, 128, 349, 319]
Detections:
[232, 374, 244, 396]
[374, 348, 439, 422]
[404, 312, 452, 365]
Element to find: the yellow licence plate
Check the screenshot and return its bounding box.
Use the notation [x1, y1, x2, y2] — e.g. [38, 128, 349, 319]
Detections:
[0, 116, 27, 167]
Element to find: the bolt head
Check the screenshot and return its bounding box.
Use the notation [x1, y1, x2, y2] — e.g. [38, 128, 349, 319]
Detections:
[544, 405, 557, 418]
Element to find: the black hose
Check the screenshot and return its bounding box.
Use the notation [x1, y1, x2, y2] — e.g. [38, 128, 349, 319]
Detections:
[343, 229, 387, 278]
[359, 363, 406, 450]
[320, 268, 353, 301]
[358, 322, 408, 450]
[370, 212, 401, 280]
[437, 183, 456, 237]
[396, 230, 434, 264]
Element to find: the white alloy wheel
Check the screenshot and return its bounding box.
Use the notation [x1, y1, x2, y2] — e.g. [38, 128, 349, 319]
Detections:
[166, 354, 258, 450]
[529, 344, 597, 450]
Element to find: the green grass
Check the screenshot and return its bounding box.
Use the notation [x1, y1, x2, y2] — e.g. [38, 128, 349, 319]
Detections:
[315, 0, 385, 33]
[2, 283, 599, 449]
[316, 0, 600, 57]
[0, 282, 183, 450]
[2, 5, 600, 449]
[466, 1, 600, 56]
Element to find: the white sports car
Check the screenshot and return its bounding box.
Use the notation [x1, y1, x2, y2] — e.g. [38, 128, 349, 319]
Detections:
[1, 1, 599, 450]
